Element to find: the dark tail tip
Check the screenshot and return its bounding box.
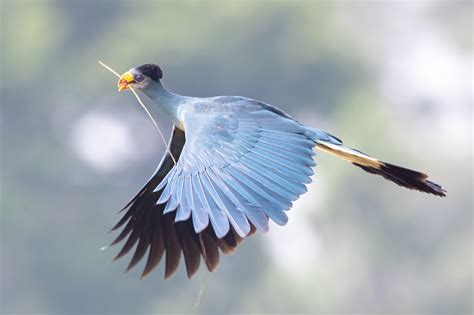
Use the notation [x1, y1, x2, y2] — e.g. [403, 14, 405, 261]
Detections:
[353, 162, 446, 197]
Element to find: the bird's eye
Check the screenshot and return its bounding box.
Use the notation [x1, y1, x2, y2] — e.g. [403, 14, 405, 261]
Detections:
[134, 74, 145, 82]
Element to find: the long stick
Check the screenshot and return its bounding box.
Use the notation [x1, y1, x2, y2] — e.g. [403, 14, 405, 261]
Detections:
[98, 60, 177, 165]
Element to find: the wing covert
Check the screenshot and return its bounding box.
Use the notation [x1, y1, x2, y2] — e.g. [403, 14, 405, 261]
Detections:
[156, 97, 317, 238]
[110, 127, 252, 279]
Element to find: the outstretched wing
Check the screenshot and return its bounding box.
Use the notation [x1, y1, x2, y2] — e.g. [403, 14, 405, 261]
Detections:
[110, 127, 253, 279]
[156, 97, 317, 239]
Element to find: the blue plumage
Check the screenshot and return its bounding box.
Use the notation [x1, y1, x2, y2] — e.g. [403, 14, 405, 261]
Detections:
[154, 98, 316, 237]
[110, 64, 445, 279]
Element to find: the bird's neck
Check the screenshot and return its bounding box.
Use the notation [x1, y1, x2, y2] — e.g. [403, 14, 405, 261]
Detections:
[143, 81, 188, 128]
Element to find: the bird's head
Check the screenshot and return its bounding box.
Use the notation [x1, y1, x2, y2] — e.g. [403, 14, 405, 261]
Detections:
[117, 64, 163, 92]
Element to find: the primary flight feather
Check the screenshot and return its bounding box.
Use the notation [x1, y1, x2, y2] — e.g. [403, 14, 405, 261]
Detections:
[110, 63, 445, 279]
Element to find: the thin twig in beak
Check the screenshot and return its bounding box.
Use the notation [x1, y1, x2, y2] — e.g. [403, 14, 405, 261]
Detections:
[98, 60, 177, 165]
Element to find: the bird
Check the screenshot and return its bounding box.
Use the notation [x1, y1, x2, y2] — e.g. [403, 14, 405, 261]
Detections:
[109, 63, 446, 280]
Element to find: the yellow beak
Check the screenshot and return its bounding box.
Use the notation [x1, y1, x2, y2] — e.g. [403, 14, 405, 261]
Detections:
[117, 72, 134, 91]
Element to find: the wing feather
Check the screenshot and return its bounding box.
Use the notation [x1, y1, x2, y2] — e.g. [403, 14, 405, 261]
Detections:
[226, 166, 292, 209]
[141, 209, 165, 277]
[110, 127, 251, 279]
[204, 171, 251, 237]
[175, 221, 201, 278]
[196, 173, 229, 238]
[163, 213, 182, 279]
[189, 185, 209, 233]
[218, 168, 289, 225]
[235, 163, 299, 201]
[176, 176, 192, 222]
[199, 231, 220, 272]
[207, 167, 269, 232]
[199, 171, 247, 235]
[244, 153, 312, 186]
[240, 155, 308, 195]
[250, 146, 315, 176]
[111, 97, 318, 278]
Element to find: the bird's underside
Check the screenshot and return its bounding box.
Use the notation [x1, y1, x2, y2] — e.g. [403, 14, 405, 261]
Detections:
[110, 97, 445, 279]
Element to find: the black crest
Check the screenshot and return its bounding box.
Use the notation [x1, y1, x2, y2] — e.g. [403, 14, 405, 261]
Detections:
[136, 64, 163, 82]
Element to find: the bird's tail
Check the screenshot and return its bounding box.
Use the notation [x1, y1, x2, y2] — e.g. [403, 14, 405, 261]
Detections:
[308, 129, 446, 197]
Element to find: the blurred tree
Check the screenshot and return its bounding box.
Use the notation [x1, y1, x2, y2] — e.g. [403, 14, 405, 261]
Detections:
[1, 0, 471, 314]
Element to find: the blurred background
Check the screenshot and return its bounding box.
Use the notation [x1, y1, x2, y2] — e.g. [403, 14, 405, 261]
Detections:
[1, 0, 472, 314]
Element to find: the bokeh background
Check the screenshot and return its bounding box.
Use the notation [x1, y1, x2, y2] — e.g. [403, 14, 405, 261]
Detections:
[1, 0, 472, 314]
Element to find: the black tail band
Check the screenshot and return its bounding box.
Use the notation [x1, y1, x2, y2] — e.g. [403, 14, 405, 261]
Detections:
[353, 162, 446, 197]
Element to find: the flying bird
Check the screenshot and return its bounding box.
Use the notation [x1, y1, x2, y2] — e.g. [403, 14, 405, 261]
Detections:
[109, 64, 445, 279]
